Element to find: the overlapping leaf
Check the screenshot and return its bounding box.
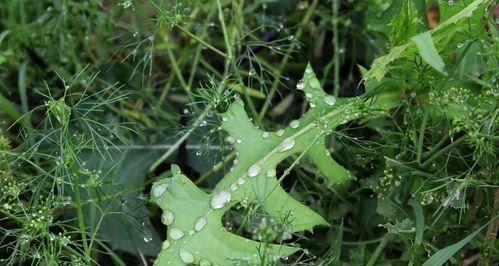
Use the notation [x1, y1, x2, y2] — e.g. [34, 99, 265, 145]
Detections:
[150, 65, 400, 265]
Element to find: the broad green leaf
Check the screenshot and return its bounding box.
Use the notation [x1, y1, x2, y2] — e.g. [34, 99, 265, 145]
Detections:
[151, 64, 401, 265]
[367, 0, 486, 81]
[411, 31, 447, 74]
[422, 222, 489, 266]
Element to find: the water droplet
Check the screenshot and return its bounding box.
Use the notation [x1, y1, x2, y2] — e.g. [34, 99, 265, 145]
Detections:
[162, 240, 171, 250]
[225, 136, 235, 144]
[278, 138, 295, 152]
[211, 191, 231, 209]
[266, 169, 276, 178]
[179, 249, 195, 263]
[143, 235, 153, 242]
[457, 42, 464, 48]
[305, 67, 312, 74]
[233, 159, 239, 165]
[310, 102, 316, 108]
[262, 132, 270, 139]
[324, 95, 336, 106]
[289, 120, 300, 129]
[169, 228, 184, 240]
[248, 165, 261, 177]
[161, 210, 175, 225]
[194, 217, 207, 231]
[153, 184, 168, 198]
[296, 82, 305, 90]
[200, 120, 207, 127]
[230, 184, 238, 191]
[276, 129, 285, 136]
[199, 258, 212, 266]
[249, 66, 256, 76]
[222, 117, 228, 122]
[237, 178, 245, 185]
[236, 139, 242, 144]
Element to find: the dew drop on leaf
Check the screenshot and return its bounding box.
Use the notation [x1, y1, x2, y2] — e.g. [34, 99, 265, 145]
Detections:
[194, 217, 207, 231]
[266, 169, 276, 178]
[161, 240, 171, 250]
[289, 119, 300, 128]
[153, 184, 168, 198]
[230, 184, 238, 191]
[276, 129, 285, 136]
[169, 228, 185, 240]
[225, 136, 235, 144]
[296, 82, 305, 90]
[179, 249, 195, 263]
[237, 178, 245, 185]
[262, 132, 269, 139]
[161, 210, 175, 225]
[248, 164, 261, 177]
[324, 95, 336, 106]
[199, 258, 212, 266]
[211, 191, 231, 209]
[278, 138, 295, 152]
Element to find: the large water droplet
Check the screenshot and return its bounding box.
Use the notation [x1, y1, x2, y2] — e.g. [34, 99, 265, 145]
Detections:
[276, 129, 285, 136]
[194, 217, 207, 231]
[262, 132, 270, 139]
[248, 165, 261, 177]
[162, 240, 171, 250]
[266, 169, 276, 178]
[324, 95, 336, 106]
[289, 120, 300, 129]
[278, 138, 295, 152]
[179, 249, 195, 263]
[169, 228, 184, 240]
[161, 210, 174, 225]
[211, 191, 231, 209]
[153, 184, 168, 198]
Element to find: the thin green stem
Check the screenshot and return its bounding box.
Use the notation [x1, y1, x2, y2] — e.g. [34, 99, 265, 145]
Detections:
[259, 0, 319, 118]
[176, 24, 229, 60]
[332, 0, 340, 97]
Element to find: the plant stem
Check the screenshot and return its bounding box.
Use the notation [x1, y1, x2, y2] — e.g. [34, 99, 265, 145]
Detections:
[367, 234, 392, 266]
[259, 0, 319, 118]
[70, 164, 91, 264]
[332, 0, 340, 97]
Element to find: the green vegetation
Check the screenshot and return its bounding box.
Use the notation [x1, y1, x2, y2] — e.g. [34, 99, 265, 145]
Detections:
[0, 0, 497, 265]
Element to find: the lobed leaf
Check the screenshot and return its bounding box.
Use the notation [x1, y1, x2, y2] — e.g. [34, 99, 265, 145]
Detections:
[151, 64, 400, 265]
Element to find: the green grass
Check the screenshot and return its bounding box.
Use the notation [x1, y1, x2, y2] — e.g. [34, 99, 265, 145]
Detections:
[0, 0, 497, 265]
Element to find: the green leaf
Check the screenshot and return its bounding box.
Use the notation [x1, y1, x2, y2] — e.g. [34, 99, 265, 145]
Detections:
[422, 222, 490, 266]
[367, 0, 486, 81]
[151, 64, 400, 265]
[411, 32, 446, 74]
